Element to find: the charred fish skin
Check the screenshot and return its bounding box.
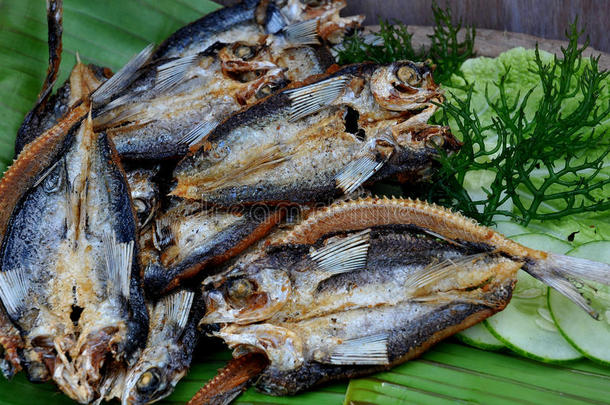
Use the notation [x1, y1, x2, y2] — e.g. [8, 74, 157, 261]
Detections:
[198, 197, 610, 397]
[143, 202, 284, 295]
[0, 117, 148, 402]
[172, 61, 454, 205]
[122, 289, 204, 405]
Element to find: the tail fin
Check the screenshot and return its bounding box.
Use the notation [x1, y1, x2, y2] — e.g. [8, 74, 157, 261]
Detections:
[524, 253, 610, 319]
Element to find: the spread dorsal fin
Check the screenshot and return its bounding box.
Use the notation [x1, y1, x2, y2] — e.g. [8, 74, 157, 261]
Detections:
[178, 121, 219, 148]
[404, 254, 487, 292]
[282, 19, 321, 46]
[285, 75, 349, 122]
[102, 231, 134, 300]
[91, 43, 155, 106]
[154, 290, 195, 337]
[310, 229, 370, 278]
[0, 268, 30, 318]
[319, 333, 390, 365]
[154, 54, 200, 94]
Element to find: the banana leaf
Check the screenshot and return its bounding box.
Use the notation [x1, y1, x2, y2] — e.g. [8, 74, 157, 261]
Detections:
[1, 1, 610, 405]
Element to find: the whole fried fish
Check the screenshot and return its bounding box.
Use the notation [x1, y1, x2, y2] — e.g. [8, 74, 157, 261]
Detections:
[195, 197, 610, 399]
[152, 0, 362, 60]
[0, 115, 148, 403]
[93, 28, 336, 160]
[173, 61, 459, 205]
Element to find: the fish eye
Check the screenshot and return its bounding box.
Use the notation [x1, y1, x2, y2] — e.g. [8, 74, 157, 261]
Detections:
[136, 368, 161, 393]
[396, 66, 422, 87]
[427, 134, 445, 147]
[133, 198, 149, 214]
[234, 44, 256, 60]
[228, 278, 254, 300]
[255, 85, 274, 99]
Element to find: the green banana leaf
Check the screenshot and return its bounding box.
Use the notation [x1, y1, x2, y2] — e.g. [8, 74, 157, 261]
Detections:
[1, 1, 610, 405]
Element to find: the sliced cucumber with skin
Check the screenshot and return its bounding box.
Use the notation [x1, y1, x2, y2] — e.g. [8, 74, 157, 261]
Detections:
[548, 241, 610, 366]
[484, 233, 583, 363]
[455, 323, 504, 351]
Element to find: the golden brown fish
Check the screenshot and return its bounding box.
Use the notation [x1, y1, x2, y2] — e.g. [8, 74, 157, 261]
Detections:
[195, 197, 610, 398]
[172, 61, 458, 205]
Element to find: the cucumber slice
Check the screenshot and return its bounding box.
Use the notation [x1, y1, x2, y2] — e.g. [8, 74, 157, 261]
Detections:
[548, 241, 610, 365]
[484, 233, 582, 363]
[455, 323, 504, 351]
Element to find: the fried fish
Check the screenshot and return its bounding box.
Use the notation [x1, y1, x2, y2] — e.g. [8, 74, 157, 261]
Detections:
[194, 197, 610, 399]
[0, 115, 148, 403]
[173, 61, 458, 205]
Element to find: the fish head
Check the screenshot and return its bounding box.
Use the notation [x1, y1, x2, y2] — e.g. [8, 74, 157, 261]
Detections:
[370, 61, 441, 111]
[395, 124, 461, 155]
[122, 345, 187, 405]
[200, 266, 292, 326]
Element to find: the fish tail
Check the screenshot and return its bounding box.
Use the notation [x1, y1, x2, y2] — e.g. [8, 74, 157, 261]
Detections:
[523, 253, 610, 318]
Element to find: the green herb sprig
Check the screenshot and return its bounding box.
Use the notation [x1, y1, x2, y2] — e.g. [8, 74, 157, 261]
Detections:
[336, 2, 475, 85]
[429, 23, 610, 226]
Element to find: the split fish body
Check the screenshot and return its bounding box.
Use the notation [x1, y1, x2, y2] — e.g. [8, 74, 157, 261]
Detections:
[198, 198, 610, 396]
[173, 61, 458, 205]
[143, 200, 284, 295]
[152, 0, 361, 60]
[93, 34, 335, 160]
[0, 116, 148, 403]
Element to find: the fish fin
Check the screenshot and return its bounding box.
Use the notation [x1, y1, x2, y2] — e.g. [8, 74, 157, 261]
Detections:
[91, 43, 154, 106]
[153, 216, 174, 251]
[524, 253, 610, 319]
[335, 155, 385, 194]
[310, 229, 370, 277]
[282, 19, 321, 46]
[97, 93, 133, 113]
[156, 290, 195, 333]
[285, 76, 349, 122]
[325, 333, 390, 365]
[0, 269, 30, 318]
[178, 121, 218, 148]
[102, 231, 134, 300]
[154, 54, 200, 94]
[404, 254, 486, 292]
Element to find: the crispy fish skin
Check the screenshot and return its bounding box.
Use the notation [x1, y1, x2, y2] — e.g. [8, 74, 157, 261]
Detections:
[151, 0, 354, 60]
[143, 201, 285, 295]
[93, 37, 333, 160]
[198, 197, 610, 396]
[172, 62, 455, 205]
[152, 0, 281, 60]
[0, 117, 148, 403]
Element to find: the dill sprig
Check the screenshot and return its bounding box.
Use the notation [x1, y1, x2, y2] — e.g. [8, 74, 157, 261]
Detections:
[428, 23, 610, 226]
[336, 2, 475, 85]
